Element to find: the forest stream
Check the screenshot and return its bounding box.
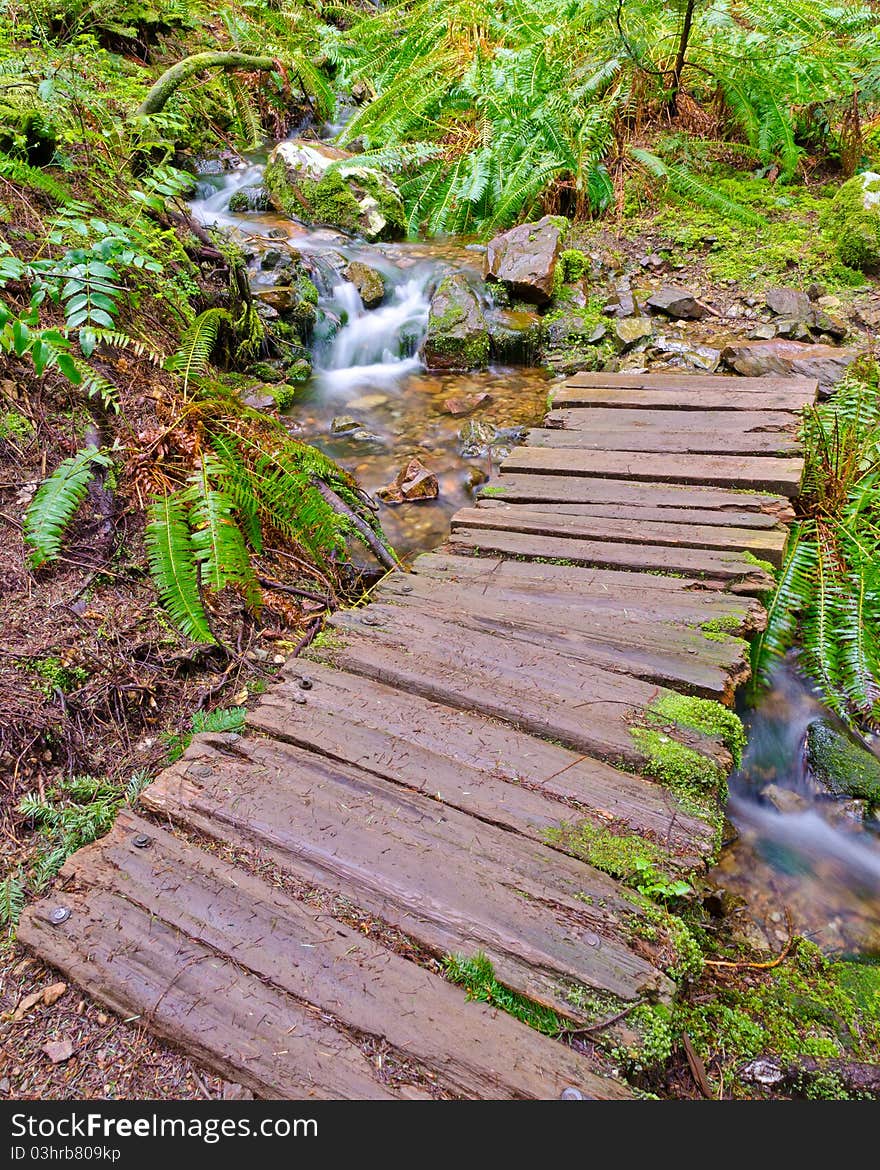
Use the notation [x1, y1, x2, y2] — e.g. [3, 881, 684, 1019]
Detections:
[192, 148, 880, 966]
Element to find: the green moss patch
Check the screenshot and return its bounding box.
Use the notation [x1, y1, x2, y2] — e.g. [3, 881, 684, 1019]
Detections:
[443, 951, 563, 1036]
[642, 693, 746, 766]
[544, 819, 691, 901]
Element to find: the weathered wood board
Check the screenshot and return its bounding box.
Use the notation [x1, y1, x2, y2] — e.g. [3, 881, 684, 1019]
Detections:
[19, 372, 816, 1100]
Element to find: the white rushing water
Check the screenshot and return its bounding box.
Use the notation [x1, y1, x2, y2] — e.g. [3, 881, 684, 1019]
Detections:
[190, 159, 438, 397]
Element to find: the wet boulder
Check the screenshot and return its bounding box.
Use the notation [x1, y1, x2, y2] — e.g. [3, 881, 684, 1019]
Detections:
[377, 458, 439, 504]
[486, 307, 543, 364]
[344, 260, 385, 308]
[805, 719, 880, 805]
[645, 285, 709, 320]
[264, 139, 405, 242]
[721, 339, 856, 395]
[423, 274, 490, 371]
[822, 171, 880, 272]
[484, 216, 564, 305]
[612, 316, 654, 352]
[228, 185, 268, 213]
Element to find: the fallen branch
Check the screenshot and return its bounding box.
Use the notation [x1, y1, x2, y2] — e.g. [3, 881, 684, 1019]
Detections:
[135, 52, 278, 117]
[311, 478, 400, 573]
[704, 909, 794, 971]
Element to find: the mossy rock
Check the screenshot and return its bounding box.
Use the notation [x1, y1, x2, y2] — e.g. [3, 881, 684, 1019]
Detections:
[805, 718, 880, 805]
[264, 139, 404, 242]
[822, 172, 880, 273]
[423, 273, 490, 371]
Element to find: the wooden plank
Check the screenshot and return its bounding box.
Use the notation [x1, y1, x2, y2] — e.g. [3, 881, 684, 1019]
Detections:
[546, 407, 799, 431]
[479, 498, 782, 530]
[325, 605, 732, 771]
[453, 505, 787, 566]
[482, 473, 795, 521]
[560, 371, 817, 398]
[527, 425, 798, 457]
[412, 552, 767, 631]
[20, 813, 629, 1100]
[552, 387, 815, 412]
[143, 736, 674, 1012]
[375, 572, 750, 699]
[250, 662, 715, 865]
[449, 527, 775, 592]
[502, 446, 805, 496]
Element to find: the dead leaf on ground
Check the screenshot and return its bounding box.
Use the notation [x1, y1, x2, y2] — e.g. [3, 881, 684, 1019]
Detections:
[43, 1040, 75, 1065]
[12, 991, 44, 1022]
[42, 982, 67, 1007]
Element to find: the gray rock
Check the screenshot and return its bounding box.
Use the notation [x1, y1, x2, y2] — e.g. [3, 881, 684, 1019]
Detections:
[646, 286, 709, 320]
[344, 260, 385, 308]
[748, 323, 777, 341]
[459, 419, 497, 457]
[775, 318, 812, 341]
[805, 718, 880, 804]
[765, 287, 812, 319]
[613, 316, 654, 351]
[423, 274, 489, 371]
[542, 310, 606, 349]
[807, 309, 847, 340]
[484, 216, 563, 305]
[721, 339, 857, 394]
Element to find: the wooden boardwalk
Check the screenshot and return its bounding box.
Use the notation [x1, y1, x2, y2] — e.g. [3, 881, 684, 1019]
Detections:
[20, 372, 818, 1100]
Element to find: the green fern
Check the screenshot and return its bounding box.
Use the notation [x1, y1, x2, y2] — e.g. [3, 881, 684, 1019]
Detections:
[145, 491, 215, 644]
[186, 454, 260, 608]
[24, 446, 111, 569]
[0, 870, 25, 932]
[167, 308, 231, 394]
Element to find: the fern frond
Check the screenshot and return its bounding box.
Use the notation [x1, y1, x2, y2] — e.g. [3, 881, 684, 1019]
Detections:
[166, 308, 231, 393]
[24, 447, 110, 569]
[186, 455, 261, 609]
[145, 491, 215, 643]
[0, 870, 25, 931]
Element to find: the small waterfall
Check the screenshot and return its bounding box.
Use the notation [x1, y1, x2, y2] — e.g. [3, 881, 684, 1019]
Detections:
[314, 273, 432, 393]
[190, 163, 267, 230]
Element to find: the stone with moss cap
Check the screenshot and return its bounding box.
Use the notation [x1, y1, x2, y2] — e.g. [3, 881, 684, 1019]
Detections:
[805, 718, 880, 806]
[822, 171, 880, 273]
[264, 139, 405, 242]
[422, 273, 490, 371]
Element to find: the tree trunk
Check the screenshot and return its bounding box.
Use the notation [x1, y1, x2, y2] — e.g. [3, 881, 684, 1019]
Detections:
[135, 52, 278, 117]
[668, 0, 697, 115]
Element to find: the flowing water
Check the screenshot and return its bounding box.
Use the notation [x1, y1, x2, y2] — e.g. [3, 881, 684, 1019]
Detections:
[190, 158, 550, 558]
[718, 659, 880, 955]
[192, 154, 880, 957]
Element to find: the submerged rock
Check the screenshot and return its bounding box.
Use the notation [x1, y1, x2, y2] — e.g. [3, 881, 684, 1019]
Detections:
[228, 185, 268, 213]
[344, 260, 385, 308]
[377, 458, 439, 504]
[484, 216, 563, 305]
[330, 415, 362, 434]
[423, 274, 490, 371]
[458, 419, 497, 457]
[441, 393, 492, 417]
[721, 339, 856, 394]
[805, 718, 880, 805]
[264, 139, 405, 242]
[645, 285, 709, 320]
